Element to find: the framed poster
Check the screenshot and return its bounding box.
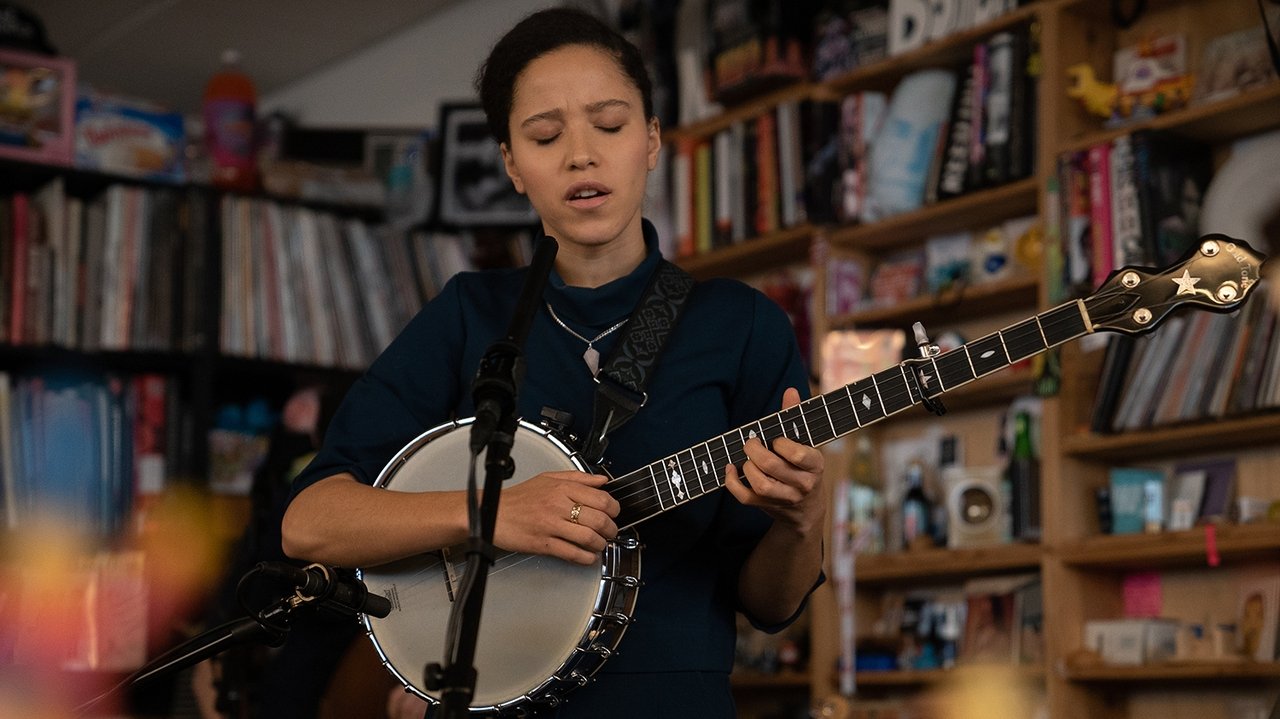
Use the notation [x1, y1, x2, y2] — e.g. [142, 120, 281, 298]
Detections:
[435, 103, 538, 227]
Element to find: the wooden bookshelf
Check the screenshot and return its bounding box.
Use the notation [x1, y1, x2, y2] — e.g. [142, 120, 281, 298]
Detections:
[827, 273, 1040, 329]
[730, 670, 812, 690]
[1061, 413, 1280, 462]
[674, 224, 817, 280]
[824, 178, 1040, 252]
[1063, 661, 1280, 682]
[1058, 81, 1280, 154]
[854, 542, 1042, 585]
[663, 81, 815, 141]
[856, 663, 1047, 687]
[1057, 523, 1280, 570]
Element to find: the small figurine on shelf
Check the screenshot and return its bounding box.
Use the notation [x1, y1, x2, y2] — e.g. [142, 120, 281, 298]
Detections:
[1066, 63, 1119, 119]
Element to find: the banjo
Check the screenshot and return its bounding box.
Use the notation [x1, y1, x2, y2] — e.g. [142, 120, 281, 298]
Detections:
[359, 235, 1266, 715]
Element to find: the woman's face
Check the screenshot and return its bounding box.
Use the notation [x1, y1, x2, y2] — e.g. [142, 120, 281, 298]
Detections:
[500, 44, 660, 254]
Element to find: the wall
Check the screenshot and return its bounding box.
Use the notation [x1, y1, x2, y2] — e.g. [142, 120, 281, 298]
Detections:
[261, 0, 559, 129]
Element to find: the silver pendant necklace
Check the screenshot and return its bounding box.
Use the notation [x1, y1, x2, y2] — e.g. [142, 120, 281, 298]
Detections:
[544, 302, 628, 376]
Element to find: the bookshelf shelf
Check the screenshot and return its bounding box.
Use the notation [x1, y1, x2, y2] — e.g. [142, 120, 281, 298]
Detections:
[1057, 523, 1280, 569]
[1063, 661, 1280, 682]
[729, 670, 811, 690]
[1058, 81, 1280, 154]
[665, 82, 814, 141]
[213, 353, 364, 381]
[828, 273, 1040, 329]
[0, 156, 386, 219]
[1061, 413, 1280, 462]
[0, 343, 201, 374]
[854, 542, 1042, 585]
[855, 663, 1046, 686]
[825, 178, 1040, 252]
[675, 224, 817, 280]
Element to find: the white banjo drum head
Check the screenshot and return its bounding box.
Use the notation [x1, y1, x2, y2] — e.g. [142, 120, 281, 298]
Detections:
[359, 419, 605, 711]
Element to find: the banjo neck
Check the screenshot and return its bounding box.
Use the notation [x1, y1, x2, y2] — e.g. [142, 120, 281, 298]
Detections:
[608, 299, 1091, 529]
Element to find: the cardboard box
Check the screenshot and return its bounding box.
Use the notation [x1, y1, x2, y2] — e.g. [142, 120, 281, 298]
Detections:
[74, 90, 185, 182]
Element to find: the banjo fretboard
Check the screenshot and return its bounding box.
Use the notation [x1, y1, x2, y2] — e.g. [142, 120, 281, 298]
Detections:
[609, 300, 1093, 528]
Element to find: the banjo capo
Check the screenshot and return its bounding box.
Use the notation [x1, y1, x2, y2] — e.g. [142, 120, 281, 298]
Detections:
[911, 322, 947, 417]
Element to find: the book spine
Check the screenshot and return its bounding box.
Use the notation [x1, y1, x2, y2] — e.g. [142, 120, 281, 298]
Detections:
[936, 61, 976, 201]
[10, 193, 30, 345]
[673, 137, 695, 257]
[983, 31, 1014, 186]
[1086, 142, 1113, 289]
[694, 139, 713, 254]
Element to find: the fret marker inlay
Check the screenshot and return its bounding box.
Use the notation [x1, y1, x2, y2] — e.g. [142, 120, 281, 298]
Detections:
[666, 459, 685, 500]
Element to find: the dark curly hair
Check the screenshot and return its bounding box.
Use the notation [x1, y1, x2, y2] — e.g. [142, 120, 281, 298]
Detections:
[474, 7, 654, 147]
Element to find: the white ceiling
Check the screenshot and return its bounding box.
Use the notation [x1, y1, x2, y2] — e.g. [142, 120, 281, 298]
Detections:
[29, 0, 461, 115]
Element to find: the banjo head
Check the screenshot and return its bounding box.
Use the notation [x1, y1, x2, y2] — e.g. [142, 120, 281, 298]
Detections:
[358, 418, 639, 714]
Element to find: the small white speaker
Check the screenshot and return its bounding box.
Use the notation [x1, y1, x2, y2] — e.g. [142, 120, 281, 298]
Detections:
[944, 466, 1005, 548]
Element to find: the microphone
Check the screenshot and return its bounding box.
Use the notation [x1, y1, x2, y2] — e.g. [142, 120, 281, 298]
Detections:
[255, 561, 392, 618]
[469, 236, 559, 453]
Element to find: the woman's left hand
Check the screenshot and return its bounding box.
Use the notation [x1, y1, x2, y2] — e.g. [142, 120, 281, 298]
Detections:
[723, 387, 825, 533]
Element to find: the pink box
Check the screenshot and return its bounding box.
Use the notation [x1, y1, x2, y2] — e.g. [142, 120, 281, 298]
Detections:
[0, 49, 76, 166]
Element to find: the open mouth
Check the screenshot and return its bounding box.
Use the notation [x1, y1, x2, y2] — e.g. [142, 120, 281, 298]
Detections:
[565, 183, 611, 204]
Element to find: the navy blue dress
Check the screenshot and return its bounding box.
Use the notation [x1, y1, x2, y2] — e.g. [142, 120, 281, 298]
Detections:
[290, 221, 817, 717]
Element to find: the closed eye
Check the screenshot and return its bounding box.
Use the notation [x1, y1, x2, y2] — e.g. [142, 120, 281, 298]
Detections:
[598, 125, 622, 134]
[534, 134, 560, 146]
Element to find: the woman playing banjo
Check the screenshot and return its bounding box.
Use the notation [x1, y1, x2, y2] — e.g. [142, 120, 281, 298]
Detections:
[281, 8, 826, 717]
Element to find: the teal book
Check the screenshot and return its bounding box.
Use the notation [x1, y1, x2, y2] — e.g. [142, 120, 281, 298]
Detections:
[1109, 467, 1165, 535]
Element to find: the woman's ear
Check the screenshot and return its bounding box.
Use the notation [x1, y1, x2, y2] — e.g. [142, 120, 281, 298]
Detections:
[500, 142, 526, 194]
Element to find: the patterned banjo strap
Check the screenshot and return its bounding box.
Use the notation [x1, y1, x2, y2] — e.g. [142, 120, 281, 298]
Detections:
[581, 259, 695, 464]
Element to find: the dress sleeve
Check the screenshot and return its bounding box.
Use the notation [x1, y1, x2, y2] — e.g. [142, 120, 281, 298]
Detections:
[289, 275, 470, 499]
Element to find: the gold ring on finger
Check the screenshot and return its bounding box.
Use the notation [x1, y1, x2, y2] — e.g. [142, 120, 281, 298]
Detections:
[569, 503, 582, 524]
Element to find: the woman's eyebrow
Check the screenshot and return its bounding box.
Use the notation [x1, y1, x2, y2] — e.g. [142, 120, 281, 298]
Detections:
[519, 99, 631, 128]
[585, 99, 631, 114]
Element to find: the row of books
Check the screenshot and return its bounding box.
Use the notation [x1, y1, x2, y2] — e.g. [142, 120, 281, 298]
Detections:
[813, 1, 1026, 82]
[675, 0, 1024, 127]
[1092, 281, 1279, 433]
[670, 100, 815, 256]
[1051, 130, 1212, 302]
[0, 371, 188, 537]
[666, 22, 1037, 258]
[0, 179, 208, 353]
[843, 23, 1038, 220]
[218, 197, 480, 369]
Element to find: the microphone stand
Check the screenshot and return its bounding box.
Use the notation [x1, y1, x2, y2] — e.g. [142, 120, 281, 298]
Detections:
[425, 237, 558, 719]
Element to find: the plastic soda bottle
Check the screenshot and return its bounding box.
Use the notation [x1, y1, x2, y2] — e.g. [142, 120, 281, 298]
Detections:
[203, 49, 257, 192]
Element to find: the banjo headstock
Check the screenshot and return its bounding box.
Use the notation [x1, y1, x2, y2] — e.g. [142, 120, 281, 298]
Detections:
[1083, 234, 1268, 336]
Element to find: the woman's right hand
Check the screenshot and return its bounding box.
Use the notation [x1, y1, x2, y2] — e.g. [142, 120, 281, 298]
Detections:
[492, 470, 620, 565]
